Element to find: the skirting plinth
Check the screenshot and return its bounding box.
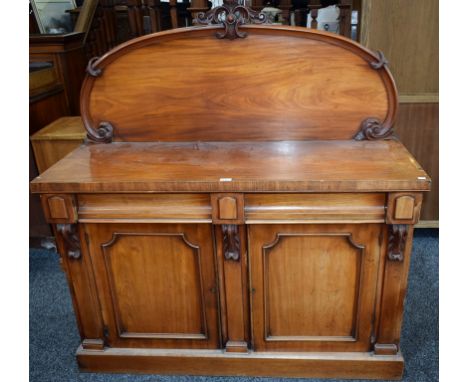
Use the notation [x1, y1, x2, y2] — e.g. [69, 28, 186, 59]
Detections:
[76, 346, 404, 380]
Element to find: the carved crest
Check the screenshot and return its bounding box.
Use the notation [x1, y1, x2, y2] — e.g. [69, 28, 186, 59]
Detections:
[195, 0, 267, 40]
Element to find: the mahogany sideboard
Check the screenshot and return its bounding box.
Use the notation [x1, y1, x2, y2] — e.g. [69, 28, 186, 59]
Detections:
[30, 7, 431, 380]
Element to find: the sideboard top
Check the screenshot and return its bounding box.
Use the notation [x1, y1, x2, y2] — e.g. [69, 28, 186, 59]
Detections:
[81, 25, 398, 143]
[30, 140, 430, 193]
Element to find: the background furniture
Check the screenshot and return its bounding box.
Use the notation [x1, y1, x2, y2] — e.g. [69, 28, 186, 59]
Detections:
[31, 117, 86, 174]
[31, 12, 430, 379]
[360, 0, 438, 226]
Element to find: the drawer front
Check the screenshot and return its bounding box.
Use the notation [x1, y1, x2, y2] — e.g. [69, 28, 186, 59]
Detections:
[83, 222, 220, 349]
[249, 223, 383, 352]
[245, 193, 386, 223]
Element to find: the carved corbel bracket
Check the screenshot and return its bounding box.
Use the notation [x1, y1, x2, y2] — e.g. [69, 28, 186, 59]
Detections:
[85, 121, 114, 144]
[354, 117, 394, 141]
[86, 56, 103, 77]
[387, 224, 408, 262]
[195, 0, 267, 40]
[222, 224, 240, 261]
[369, 50, 389, 70]
[57, 224, 81, 259]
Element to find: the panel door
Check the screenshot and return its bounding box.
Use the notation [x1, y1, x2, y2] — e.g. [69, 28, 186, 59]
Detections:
[84, 223, 220, 349]
[249, 224, 383, 352]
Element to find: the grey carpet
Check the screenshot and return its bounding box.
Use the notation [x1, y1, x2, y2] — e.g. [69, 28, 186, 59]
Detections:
[29, 229, 438, 382]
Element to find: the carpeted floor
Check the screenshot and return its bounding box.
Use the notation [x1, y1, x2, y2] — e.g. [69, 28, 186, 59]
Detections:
[29, 229, 438, 382]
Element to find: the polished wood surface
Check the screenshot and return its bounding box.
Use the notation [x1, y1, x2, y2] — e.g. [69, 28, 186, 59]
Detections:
[245, 193, 386, 223]
[77, 347, 404, 379]
[31, 21, 430, 379]
[30, 140, 430, 193]
[82, 26, 397, 142]
[84, 223, 220, 349]
[249, 223, 381, 352]
[78, 194, 211, 222]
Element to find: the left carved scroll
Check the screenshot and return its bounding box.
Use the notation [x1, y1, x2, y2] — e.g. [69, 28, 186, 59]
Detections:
[86, 56, 103, 77]
[85, 121, 114, 144]
[57, 224, 81, 260]
[84, 56, 114, 143]
[222, 224, 240, 261]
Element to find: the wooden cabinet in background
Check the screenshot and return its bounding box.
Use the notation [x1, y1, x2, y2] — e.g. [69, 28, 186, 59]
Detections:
[31, 117, 86, 174]
[31, 10, 430, 380]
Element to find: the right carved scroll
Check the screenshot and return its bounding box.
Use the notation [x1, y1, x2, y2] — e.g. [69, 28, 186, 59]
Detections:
[354, 50, 396, 141]
[354, 117, 394, 141]
[387, 224, 408, 262]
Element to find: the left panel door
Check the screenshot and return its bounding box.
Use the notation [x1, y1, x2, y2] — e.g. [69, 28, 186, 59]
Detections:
[84, 223, 220, 349]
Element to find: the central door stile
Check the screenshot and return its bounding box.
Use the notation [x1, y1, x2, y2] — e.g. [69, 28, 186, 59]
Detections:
[211, 193, 250, 352]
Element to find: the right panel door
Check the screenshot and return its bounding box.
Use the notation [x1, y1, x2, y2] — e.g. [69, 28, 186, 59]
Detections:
[249, 223, 383, 352]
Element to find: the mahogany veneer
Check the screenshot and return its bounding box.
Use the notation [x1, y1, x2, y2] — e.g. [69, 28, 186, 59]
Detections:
[31, 7, 430, 380]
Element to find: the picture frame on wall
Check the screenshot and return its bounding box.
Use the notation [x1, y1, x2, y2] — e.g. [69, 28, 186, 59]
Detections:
[30, 0, 77, 34]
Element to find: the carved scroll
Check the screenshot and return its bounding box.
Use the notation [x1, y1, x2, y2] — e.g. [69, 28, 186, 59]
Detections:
[195, 0, 267, 40]
[354, 117, 394, 141]
[222, 224, 240, 261]
[369, 50, 389, 70]
[387, 224, 407, 262]
[57, 224, 81, 259]
[85, 121, 114, 144]
[86, 56, 103, 77]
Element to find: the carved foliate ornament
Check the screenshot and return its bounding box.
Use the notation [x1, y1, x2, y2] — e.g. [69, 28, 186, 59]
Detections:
[387, 224, 408, 262]
[57, 224, 81, 259]
[222, 224, 240, 261]
[195, 0, 267, 40]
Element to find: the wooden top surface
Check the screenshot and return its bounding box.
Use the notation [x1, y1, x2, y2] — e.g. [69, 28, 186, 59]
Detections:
[30, 117, 86, 141]
[82, 26, 397, 142]
[30, 140, 430, 193]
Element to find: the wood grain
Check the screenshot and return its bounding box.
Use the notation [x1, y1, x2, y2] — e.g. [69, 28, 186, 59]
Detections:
[374, 226, 415, 354]
[386, 193, 423, 225]
[76, 347, 404, 379]
[30, 140, 430, 194]
[78, 194, 212, 222]
[249, 224, 383, 352]
[211, 193, 245, 224]
[84, 223, 220, 349]
[81, 26, 397, 141]
[77, 348, 403, 380]
[41, 194, 77, 223]
[394, 196, 415, 220]
[215, 225, 250, 352]
[245, 193, 386, 223]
